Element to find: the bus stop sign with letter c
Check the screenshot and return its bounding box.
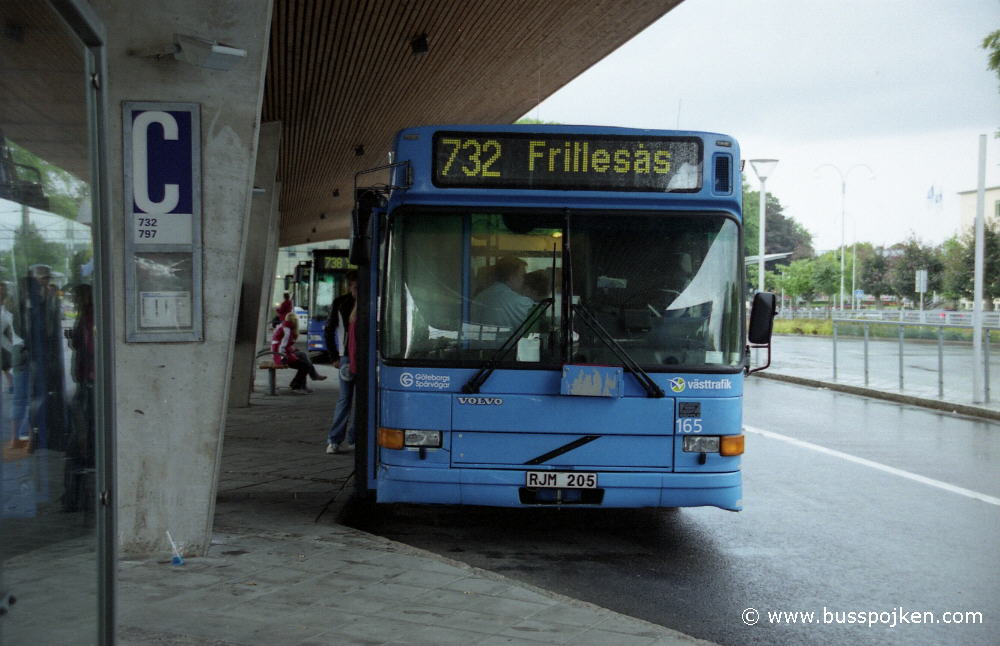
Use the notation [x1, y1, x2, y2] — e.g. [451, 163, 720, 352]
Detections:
[123, 102, 203, 342]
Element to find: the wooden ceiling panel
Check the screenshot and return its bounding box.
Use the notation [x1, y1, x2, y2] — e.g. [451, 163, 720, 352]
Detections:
[2, 1, 682, 246]
[262, 0, 682, 245]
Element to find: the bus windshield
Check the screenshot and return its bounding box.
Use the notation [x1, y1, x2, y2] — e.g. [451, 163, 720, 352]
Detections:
[382, 209, 743, 371]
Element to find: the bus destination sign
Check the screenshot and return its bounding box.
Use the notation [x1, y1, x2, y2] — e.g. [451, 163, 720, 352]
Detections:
[432, 131, 702, 192]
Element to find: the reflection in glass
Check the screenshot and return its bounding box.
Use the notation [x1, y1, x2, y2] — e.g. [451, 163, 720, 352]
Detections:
[570, 214, 743, 369]
[135, 252, 194, 331]
[1, 2, 99, 643]
[382, 210, 741, 371]
[383, 211, 563, 363]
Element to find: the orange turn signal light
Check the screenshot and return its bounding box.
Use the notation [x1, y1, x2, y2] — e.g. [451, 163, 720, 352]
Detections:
[720, 434, 745, 456]
[378, 428, 404, 450]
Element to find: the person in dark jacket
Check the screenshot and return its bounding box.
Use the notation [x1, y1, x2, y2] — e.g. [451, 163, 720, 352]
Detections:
[323, 270, 357, 365]
[325, 271, 358, 453]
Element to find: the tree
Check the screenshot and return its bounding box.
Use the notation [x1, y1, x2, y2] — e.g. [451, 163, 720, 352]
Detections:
[812, 253, 841, 308]
[887, 236, 942, 304]
[984, 29, 1000, 83]
[775, 258, 816, 310]
[742, 182, 814, 262]
[939, 235, 969, 304]
[5, 221, 66, 282]
[8, 140, 88, 221]
[764, 269, 781, 292]
[983, 29, 1000, 136]
[949, 223, 1000, 303]
[858, 246, 894, 302]
[848, 242, 877, 302]
[973, 222, 1000, 301]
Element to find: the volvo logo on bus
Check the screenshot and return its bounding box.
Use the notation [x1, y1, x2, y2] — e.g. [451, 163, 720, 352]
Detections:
[457, 397, 504, 406]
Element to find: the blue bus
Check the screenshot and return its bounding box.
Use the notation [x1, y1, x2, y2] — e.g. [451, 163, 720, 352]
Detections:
[286, 249, 357, 358]
[305, 249, 356, 357]
[349, 124, 776, 510]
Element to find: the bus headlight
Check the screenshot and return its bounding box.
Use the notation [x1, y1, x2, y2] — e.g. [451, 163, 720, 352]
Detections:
[404, 430, 442, 448]
[683, 436, 720, 453]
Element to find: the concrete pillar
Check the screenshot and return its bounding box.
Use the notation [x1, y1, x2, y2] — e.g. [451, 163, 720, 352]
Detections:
[257, 182, 282, 352]
[228, 122, 281, 408]
[95, 0, 273, 556]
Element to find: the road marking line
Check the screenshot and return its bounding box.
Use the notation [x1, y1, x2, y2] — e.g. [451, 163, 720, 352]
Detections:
[743, 425, 1000, 507]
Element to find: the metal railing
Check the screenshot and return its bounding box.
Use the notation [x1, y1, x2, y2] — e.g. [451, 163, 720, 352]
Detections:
[831, 319, 997, 403]
[778, 307, 1000, 327]
[838, 310, 1000, 326]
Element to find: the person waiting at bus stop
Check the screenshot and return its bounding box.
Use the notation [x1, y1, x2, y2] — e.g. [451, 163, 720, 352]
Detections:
[271, 311, 326, 394]
[275, 291, 293, 323]
[323, 270, 357, 365]
[325, 272, 358, 454]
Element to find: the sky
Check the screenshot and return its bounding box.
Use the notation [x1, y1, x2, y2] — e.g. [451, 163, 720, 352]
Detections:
[524, 0, 1000, 253]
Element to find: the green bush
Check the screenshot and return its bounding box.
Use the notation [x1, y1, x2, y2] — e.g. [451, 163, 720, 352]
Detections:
[773, 319, 999, 343]
[773, 319, 832, 336]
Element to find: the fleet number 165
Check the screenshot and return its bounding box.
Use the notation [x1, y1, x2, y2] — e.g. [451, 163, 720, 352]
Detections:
[677, 418, 703, 433]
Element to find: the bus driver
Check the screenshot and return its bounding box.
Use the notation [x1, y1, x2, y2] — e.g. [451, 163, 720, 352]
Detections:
[471, 255, 534, 330]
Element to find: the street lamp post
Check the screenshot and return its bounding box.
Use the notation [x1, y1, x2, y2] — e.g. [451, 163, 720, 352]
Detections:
[749, 159, 779, 294]
[851, 236, 857, 310]
[815, 163, 874, 311]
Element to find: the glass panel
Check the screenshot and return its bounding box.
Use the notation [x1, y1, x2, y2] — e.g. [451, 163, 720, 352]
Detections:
[0, 3, 99, 643]
[134, 252, 194, 330]
[383, 211, 563, 363]
[382, 209, 740, 371]
[570, 214, 743, 370]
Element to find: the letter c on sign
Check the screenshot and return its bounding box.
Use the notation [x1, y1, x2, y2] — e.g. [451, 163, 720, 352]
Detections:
[132, 111, 180, 214]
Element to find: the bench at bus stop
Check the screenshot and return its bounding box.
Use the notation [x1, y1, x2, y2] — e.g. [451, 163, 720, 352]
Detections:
[256, 350, 288, 395]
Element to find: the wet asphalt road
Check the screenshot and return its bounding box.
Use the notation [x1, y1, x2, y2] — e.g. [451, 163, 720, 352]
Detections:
[346, 380, 1000, 646]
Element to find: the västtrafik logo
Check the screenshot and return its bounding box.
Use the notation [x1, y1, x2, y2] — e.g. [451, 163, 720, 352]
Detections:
[668, 377, 733, 393]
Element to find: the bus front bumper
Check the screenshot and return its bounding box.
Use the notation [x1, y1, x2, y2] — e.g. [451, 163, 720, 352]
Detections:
[375, 465, 742, 511]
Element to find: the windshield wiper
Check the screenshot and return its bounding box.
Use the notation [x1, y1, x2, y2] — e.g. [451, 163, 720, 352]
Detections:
[571, 303, 665, 398]
[462, 298, 554, 394]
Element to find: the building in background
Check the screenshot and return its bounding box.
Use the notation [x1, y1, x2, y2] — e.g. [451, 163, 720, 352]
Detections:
[958, 185, 1000, 233]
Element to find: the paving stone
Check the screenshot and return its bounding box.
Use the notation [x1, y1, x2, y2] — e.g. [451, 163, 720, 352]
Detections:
[109, 375, 718, 646]
[573, 626, 664, 646]
[498, 618, 590, 644]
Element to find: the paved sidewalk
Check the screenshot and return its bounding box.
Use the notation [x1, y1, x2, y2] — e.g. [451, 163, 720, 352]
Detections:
[117, 367, 715, 646]
[756, 334, 1000, 421]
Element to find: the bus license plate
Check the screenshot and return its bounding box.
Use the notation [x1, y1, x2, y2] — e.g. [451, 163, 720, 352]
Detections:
[525, 471, 597, 489]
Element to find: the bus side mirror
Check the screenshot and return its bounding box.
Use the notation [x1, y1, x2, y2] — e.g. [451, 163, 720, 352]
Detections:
[746, 292, 777, 375]
[349, 190, 380, 266]
[348, 218, 369, 266]
[748, 292, 777, 344]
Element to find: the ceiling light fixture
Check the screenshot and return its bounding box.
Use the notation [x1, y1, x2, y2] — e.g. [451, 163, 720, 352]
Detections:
[132, 33, 247, 71]
[410, 33, 428, 56]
